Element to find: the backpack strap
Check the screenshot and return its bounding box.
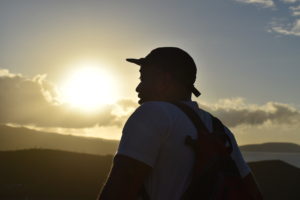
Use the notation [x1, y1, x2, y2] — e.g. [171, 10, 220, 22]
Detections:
[171, 102, 233, 154]
[171, 102, 210, 136]
[212, 116, 233, 154]
[140, 102, 234, 200]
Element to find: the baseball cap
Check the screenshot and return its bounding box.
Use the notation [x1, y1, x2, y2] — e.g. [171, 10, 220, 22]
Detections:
[126, 47, 201, 97]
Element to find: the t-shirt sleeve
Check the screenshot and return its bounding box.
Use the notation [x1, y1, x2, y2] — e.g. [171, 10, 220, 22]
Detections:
[224, 127, 251, 177]
[117, 102, 171, 168]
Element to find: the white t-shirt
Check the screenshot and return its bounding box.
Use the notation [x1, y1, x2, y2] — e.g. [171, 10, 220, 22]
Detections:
[117, 101, 250, 200]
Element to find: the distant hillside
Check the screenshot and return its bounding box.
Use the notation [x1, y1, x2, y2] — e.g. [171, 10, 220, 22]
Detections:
[240, 142, 300, 152]
[2, 125, 300, 156]
[0, 149, 113, 200]
[249, 160, 300, 200]
[0, 149, 299, 200]
[0, 125, 118, 155]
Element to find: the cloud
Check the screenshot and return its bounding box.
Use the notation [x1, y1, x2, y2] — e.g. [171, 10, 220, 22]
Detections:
[0, 69, 137, 128]
[281, 0, 300, 3]
[234, 0, 300, 37]
[234, 0, 275, 8]
[290, 5, 300, 16]
[270, 19, 300, 36]
[1, 68, 299, 143]
[199, 98, 300, 127]
[0, 69, 19, 77]
[268, 1, 300, 36]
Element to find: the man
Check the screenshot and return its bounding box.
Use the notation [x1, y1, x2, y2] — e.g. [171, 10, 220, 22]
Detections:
[98, 47, 262, 200]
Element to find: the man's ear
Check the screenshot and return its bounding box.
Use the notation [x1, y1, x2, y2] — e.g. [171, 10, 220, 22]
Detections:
[158, 71, 173, 91]
[164, 72, 179, 89]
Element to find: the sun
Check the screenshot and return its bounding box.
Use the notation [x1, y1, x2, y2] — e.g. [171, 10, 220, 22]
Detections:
[60, 65, 117, 111]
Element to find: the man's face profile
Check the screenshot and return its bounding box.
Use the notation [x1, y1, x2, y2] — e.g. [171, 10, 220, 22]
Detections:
[135, 66, 165, 105]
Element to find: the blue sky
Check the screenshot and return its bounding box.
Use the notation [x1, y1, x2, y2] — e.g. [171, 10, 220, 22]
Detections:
[0, 0, 299, 144]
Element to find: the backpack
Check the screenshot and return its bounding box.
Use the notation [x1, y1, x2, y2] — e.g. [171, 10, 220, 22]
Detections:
[172, 102, 253, 200]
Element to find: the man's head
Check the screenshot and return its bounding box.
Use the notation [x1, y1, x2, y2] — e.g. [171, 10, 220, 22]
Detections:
[126, 47, 200, 104]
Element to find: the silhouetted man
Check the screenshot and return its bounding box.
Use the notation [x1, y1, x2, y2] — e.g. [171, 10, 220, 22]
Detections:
[98, 47, 262, 200]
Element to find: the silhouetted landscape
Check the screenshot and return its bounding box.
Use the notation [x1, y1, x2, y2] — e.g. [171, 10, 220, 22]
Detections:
[0, 149, 299, 200]
[240, 142, 300, 152]
[1, 125, 300, 199]
[1, 0, 300, 199]
[2, 124, 300, 155]
[0, 149, 113, 200]
[0, 125, 118, 155]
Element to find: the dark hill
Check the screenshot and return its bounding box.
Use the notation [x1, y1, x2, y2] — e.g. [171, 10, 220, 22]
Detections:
[0, 149, 300, 200]
[0, 124, 119, 155]
[0, 149, 113, 200]
[2, 125, 300, 155]
[240, 142, 300, 152]
[249, 160, 300, 200]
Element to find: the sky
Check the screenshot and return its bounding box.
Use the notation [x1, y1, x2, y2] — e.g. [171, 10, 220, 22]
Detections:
[0, 0, 300, 145]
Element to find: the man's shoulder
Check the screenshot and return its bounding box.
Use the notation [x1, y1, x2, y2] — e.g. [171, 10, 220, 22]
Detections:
[133, 101, 180, 116]
[125, 101, 174, 127]
[134, 101, 213, 118]
[138, 101, 176, 109]
[129, 101, 215, 127]
[136, 101, 202, 111]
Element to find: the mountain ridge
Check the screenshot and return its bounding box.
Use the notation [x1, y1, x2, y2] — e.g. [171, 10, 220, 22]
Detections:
[0, 149, 299, 200]
[1, 124, 300, 155]
[0, 125, 118, 155]
[240, 142, 300, 152]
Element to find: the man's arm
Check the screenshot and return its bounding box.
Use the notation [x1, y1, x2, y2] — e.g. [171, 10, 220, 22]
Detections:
[97, 154, 152, 200]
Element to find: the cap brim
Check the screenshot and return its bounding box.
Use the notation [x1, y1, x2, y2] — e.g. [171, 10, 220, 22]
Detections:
[126, 58, 145, 66]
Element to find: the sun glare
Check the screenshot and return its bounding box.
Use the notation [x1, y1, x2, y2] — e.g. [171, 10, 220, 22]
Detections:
[60, 64, 117, 111]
